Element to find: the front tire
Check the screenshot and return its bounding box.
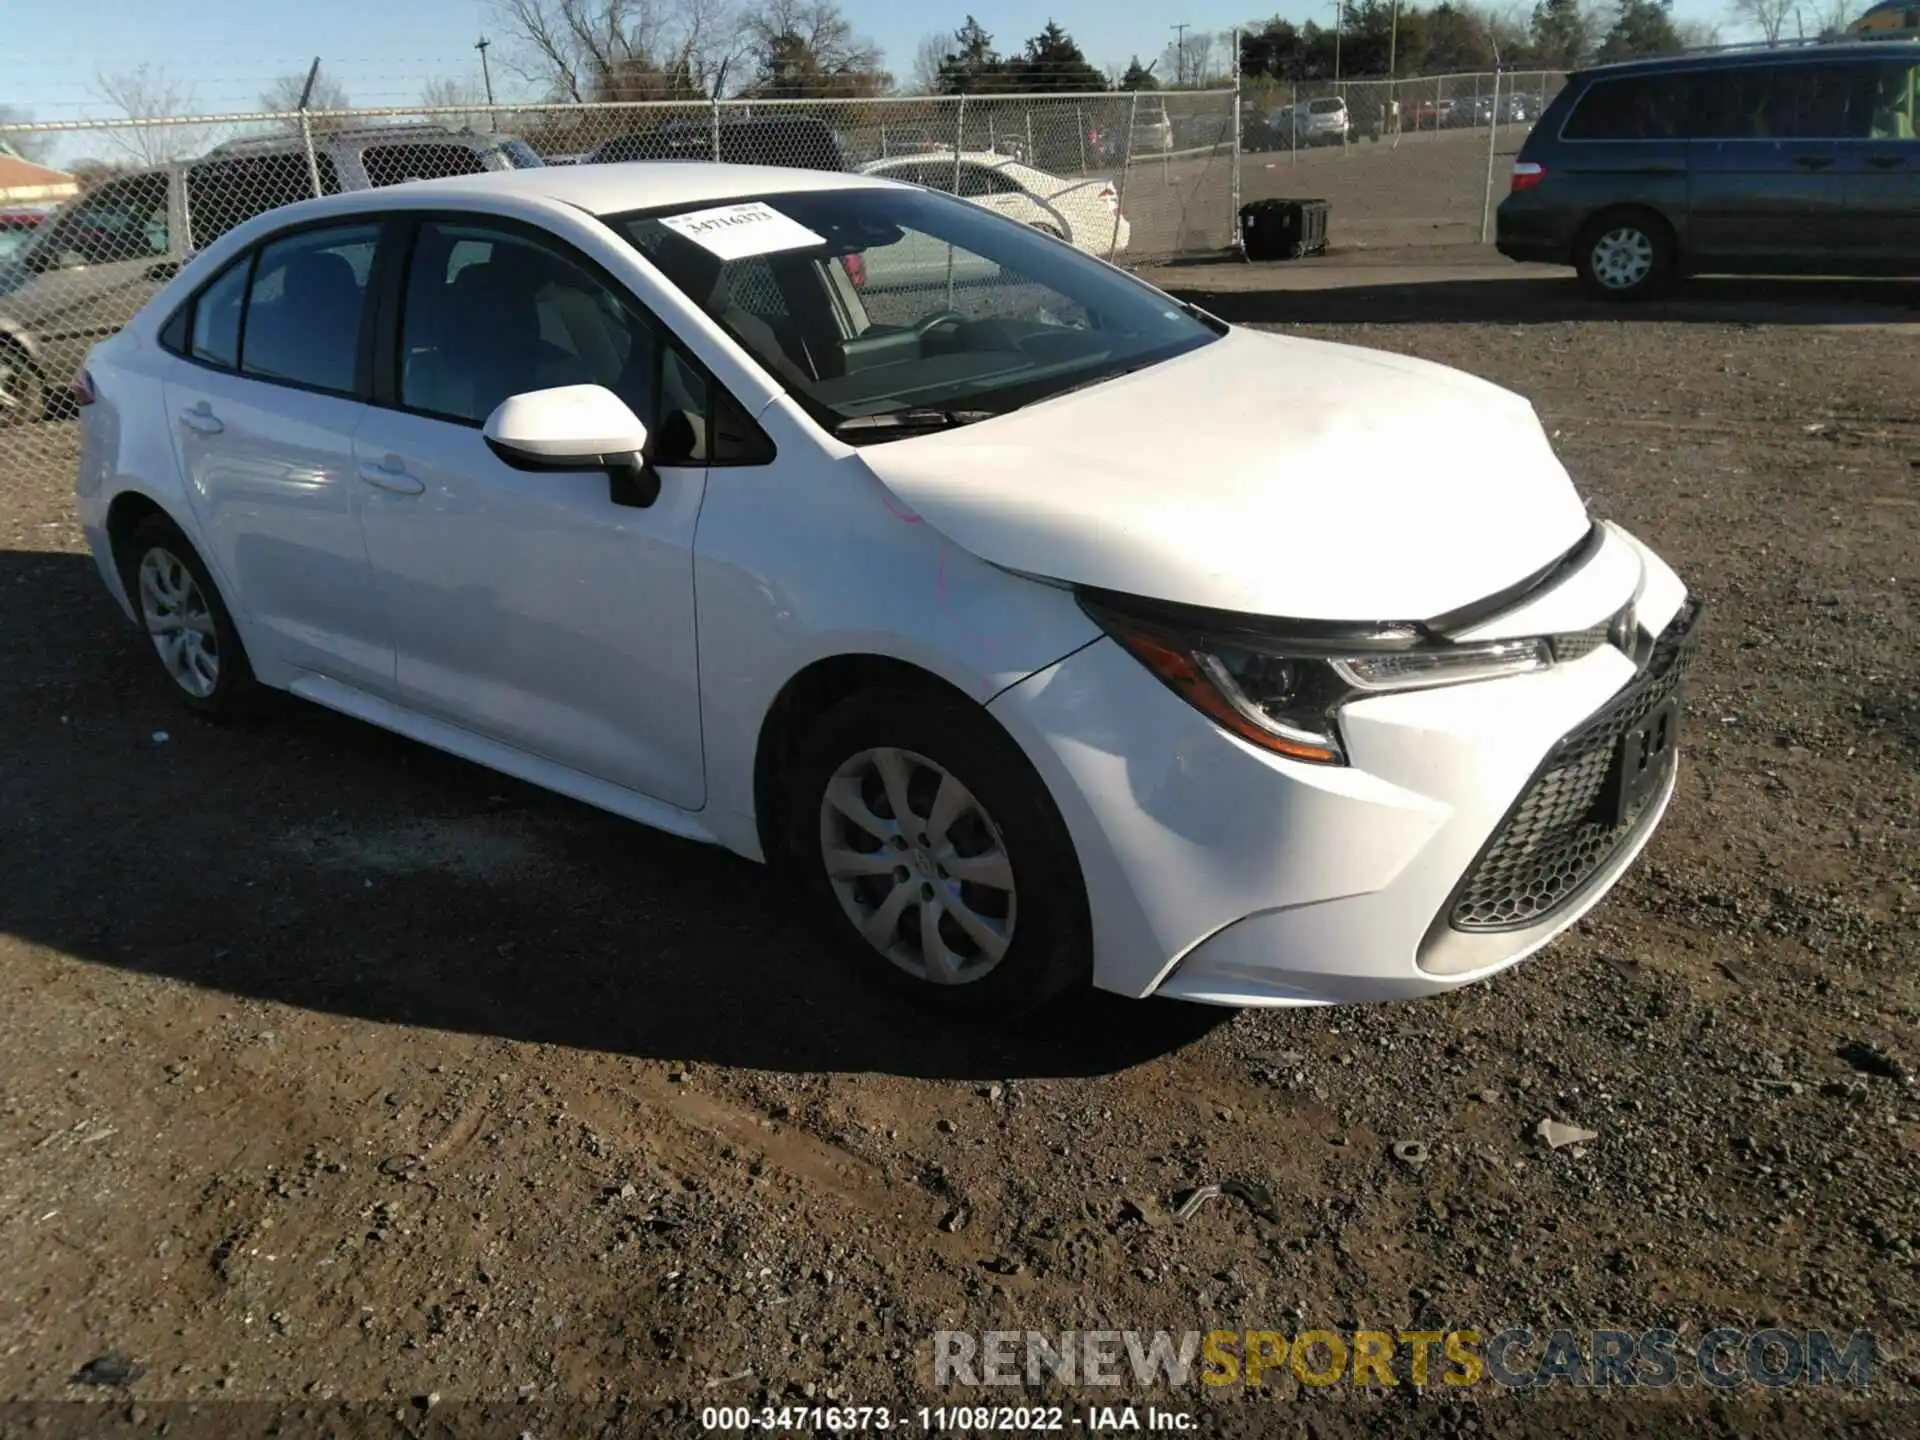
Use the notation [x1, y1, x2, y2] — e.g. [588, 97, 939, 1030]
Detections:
[1575, 211, 1674, 300]
[791, 687, 1091, 1019]
[117, 514, 260, 720]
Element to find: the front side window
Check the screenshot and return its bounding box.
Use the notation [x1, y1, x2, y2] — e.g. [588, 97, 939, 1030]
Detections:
[398, 220, 659, 429]
[616, 186, 1219, 441]
[362, 143, 488, 187]
[1868, 62, 1918, 140]
[240, 223, 377, 394]
[41, 174, 170, 267]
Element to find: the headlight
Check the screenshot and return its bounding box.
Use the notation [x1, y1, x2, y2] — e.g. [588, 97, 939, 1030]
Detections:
[1080, 594, 1554, 766]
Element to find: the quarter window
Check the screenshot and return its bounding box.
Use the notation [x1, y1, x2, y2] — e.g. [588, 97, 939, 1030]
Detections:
[239, 223, 377, 395]
[189, 256, 249, 370]
[1562, 75, 1695, 141]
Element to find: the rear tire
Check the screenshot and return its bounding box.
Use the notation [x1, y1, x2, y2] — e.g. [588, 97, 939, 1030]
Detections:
[0, 340, 42, 428]
[1575, 210, 1674, 301]
[117, 513, 262, 722]
[789, 687, 1091, 1020]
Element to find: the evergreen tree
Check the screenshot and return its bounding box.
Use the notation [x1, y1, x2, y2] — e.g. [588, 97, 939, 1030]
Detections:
[1530, 0, 1595, 69]
[1597, 0, 1683, 60]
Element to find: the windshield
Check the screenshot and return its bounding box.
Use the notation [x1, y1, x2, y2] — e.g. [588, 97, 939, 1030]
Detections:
[0, 224, 39, 265]
[496, 138, 545, 169]
[613, 185, 1220, 441]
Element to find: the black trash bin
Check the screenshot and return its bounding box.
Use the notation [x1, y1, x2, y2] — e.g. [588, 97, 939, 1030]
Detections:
[1240, 199, 1330, 261]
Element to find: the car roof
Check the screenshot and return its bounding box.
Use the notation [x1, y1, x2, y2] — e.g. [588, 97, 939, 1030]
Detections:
[1573, 38, 1919, 81]
[323, 162, 898, 217]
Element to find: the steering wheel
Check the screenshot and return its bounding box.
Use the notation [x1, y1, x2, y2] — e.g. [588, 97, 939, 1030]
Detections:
[912, 310, 966, 343]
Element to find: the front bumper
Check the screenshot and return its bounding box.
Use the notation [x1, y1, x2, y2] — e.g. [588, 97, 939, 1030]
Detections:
[986, 522, 1690, 1006]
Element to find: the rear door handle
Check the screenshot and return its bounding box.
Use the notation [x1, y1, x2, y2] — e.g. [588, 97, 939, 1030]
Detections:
[1865, 155, 1904, 170]
[1793, 155, 1835, 171]
[178, 402, 223, 436]
[357, 456, 425, 496]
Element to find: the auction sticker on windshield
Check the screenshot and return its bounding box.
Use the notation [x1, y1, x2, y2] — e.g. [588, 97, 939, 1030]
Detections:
[660, 201, 826, 261]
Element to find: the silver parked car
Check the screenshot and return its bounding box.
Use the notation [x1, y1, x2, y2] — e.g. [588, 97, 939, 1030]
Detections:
[0, 124, 542, 424]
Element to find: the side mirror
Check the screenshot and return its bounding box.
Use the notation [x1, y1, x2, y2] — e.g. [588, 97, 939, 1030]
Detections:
[482, 384, 658, 507]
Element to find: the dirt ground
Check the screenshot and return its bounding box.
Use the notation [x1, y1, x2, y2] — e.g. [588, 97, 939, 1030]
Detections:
[1, 262, 1918, 1440]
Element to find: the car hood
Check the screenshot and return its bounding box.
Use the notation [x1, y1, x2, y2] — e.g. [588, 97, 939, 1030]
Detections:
[855, 326, 1591, 622]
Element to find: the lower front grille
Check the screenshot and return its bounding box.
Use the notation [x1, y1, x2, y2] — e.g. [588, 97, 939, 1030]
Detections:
[1448, 599, 1703, 933]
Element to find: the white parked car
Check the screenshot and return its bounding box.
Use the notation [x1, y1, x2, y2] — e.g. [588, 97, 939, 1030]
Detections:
[74, 164, 1697, 1017]
[856, 152, 1128, 257]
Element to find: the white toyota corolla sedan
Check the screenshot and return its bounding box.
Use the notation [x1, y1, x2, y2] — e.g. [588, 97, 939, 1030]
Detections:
[74, 164, 1698, 1017]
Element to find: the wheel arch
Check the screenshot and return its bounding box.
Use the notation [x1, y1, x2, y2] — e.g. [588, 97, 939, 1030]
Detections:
[1576, 203, 1681, 267]
[752, 653, 995, 866]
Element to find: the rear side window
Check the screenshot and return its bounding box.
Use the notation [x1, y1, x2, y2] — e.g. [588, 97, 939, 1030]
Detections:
[1308, 98, 1346, 114]
[361, 143, 487, 187]
[1562, 74, 1695, 140]
[190, 256, 249, 369]
[187, 154, 341, 249]
[1695, 63, 1873, 140]
[240, 223, 377, 394]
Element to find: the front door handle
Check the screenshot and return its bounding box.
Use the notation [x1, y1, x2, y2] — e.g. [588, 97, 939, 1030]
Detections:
[178, 401, 223, 436]
[1793, 155, 1835, 171]
[357, 457, 425, 496]
[1865, 155, 1904, 170]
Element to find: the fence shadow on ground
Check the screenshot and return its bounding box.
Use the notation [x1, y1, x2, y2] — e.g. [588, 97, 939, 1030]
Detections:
[1162, 272, 1920, 329]
[0, 545, 1231, 1082]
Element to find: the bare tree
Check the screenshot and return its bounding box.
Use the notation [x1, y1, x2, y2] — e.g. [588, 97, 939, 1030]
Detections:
[1677, 17, 1725, 46]
[420, 77, 493, 131]
[259, 66, 356, 133]
[908, 32, 949, 95]
[494, 0, 744, 102]
[1728, 0, 1796, 44]
[0, 106, 56, 165]
[90, 65, 207, 166]
[1794, 0, 1858, 36]
[741, 0, 887, 97]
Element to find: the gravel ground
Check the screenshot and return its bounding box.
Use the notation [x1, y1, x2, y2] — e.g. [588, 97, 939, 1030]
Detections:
[1, 287, 1916, 1439]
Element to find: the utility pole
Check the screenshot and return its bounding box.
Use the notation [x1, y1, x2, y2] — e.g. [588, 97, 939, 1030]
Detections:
[1333, 0, 1344, 85]
[1172, 23, 1189, 87]
[475, 36, 496, 106]
[1389, 0, 1400, 78]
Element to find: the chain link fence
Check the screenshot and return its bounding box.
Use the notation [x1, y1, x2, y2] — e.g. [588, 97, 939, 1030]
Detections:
[0, 90, 1237, 454]
[1240, 70, 1568, 250]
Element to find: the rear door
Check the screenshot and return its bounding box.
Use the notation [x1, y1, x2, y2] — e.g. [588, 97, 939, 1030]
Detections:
[1846, 56, 1920, 268]
[1688, 62, 1861, 268]
[164, 219, 394, 694]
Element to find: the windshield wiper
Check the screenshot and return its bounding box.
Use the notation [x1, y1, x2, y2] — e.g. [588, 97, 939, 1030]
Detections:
[831, 408, 997, 438]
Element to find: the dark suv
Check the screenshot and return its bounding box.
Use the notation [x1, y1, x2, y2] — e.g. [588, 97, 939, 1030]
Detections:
[583, 116, 848, 171]
[1497, 41, 1919, 298]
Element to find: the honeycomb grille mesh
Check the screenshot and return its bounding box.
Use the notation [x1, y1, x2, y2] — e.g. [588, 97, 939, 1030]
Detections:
[1450, 601, 1702, 932]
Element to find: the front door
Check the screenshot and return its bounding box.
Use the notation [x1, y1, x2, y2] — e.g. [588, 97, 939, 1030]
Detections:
[1846, 57, 1920, 268]
[351, 218, 710, 810]
[164, 220, 394, 695]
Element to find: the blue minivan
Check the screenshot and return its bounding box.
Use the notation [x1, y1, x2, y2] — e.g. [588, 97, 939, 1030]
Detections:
[1497, 40, 1920, 298]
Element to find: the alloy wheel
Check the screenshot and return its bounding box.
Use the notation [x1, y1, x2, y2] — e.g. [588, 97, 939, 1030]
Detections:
[137, 546, 220, 698]
[818, 746, 1017, 985]
[1590, 227, 1655, 291]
